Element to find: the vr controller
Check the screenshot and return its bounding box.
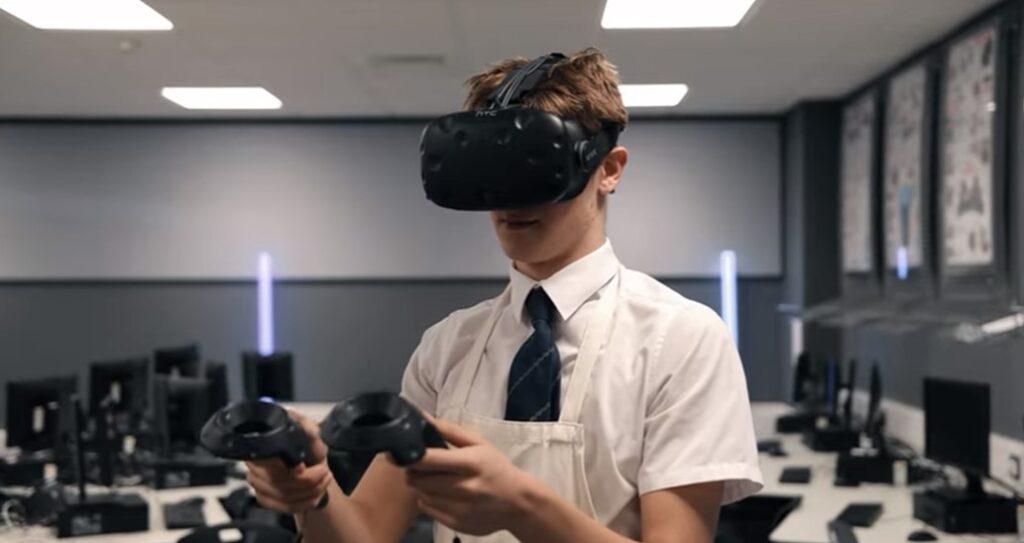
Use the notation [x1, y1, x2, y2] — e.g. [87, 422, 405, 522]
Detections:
[200, 401, 317, 468]
[320, 392, 447, 466]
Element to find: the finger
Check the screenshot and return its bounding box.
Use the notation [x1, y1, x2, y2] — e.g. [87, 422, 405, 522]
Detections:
[248, 463, 330, 495]
[247, 474, 292, 504]
[247, 457, 301, 475]
[416, 496, 460, 530]
[286, 408, 329, 464]
[249, 474, 330, 509]
[431, 418, 483, 448]
[408, 447, 479, 475]
[406, 472, 474, 499]
[253, 494, 291, 514]
[253, 461, 330, 491]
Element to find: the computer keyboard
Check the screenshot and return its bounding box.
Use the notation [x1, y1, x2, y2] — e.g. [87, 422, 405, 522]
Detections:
[779, 466, 812, 484]
[835, 502, 883, 527]
[163, 496, 206, 530]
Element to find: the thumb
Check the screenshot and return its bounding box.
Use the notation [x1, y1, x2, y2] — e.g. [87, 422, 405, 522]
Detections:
[286, 408, 329, 464]
[430, 417, 484, 448]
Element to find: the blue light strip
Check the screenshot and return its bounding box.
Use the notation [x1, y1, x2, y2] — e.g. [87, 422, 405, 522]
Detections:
[896, 247, 909, 280]
[258, 252, 274, 356]
[720, 250, 738, 345]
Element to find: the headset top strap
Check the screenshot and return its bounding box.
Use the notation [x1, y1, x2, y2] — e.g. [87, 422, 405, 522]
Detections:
[486, 52, 566, 109]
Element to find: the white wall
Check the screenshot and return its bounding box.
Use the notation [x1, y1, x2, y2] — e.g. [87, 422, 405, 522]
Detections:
[0, 120, 780, 279]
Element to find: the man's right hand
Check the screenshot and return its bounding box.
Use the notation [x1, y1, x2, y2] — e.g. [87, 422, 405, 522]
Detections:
[244, 409, 334, 514]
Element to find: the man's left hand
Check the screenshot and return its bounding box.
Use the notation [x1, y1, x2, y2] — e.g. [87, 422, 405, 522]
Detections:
[406, 418, 535, 536]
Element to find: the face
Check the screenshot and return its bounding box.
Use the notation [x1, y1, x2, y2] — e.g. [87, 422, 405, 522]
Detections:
[489, 147, 628, 270]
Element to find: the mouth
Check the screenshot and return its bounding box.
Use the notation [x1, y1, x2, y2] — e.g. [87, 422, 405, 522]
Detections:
[499, 217, 541, 231]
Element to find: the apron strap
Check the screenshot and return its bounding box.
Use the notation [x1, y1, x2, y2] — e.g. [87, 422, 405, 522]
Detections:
[452, 286, 511, 408]
[559, 270, 621, 424]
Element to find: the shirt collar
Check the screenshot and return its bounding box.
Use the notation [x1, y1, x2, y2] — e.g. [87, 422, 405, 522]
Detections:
[509, 239, 620, 324]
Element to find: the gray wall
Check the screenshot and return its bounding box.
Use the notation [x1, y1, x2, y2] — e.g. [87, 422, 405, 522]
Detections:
[0, 278, 784, 425]
[845, 324, 1024, 437]
[0, 117, 788, 424]
[780, 102, 844, 401]
[0, 120, 781, 279]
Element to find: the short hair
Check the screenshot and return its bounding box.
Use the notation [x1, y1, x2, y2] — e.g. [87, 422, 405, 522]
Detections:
[462, 47, 628, 135]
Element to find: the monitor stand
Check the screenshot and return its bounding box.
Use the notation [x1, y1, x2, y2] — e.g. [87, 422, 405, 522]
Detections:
[913, 473, 1017, 534]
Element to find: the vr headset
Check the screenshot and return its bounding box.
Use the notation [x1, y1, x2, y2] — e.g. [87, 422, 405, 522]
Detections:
[420, 52, 623, 211]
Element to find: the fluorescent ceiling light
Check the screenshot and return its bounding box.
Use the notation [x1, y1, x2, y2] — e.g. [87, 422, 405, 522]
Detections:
[602, 0, 758, 29]
[619, 84, 689, 107]
[161, 87, 283, 110]
[0, 0, 172, 30]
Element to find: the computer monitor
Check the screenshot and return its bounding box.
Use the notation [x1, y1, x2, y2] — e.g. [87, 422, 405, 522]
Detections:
[865, 362, 883, 434]
[842, 359, 857, 427]
[204, 361, 229, 411]
[152, 376, 212, 455]
[88, 357, 149, 416]
[924, 377, 990, 497]
[153, 343, 202, 378]
[825, 358, 839, 416]
[792, 352, 811, 404]
[6, 375, 78, 451]
[242, 351, 294, 401]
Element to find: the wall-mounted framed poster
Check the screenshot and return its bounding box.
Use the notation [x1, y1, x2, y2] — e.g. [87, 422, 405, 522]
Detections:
[841, 92, 878, 277]
[937, 18, 1009, 302]
[883, 61, 936, 299]
[840, 89, 883, 302]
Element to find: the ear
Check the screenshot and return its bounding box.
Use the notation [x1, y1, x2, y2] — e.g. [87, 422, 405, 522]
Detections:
[595, 146, 628, 196]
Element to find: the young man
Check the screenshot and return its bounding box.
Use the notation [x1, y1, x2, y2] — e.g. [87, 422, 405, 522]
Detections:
[245, 48, 762, 543]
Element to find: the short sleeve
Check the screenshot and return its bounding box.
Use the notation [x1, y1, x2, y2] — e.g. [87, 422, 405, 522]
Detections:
[637, 306, 764, 504]
[399, 319, 448, 417]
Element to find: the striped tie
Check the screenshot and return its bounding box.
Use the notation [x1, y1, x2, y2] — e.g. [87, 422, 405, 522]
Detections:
[505, 287, 560, 422]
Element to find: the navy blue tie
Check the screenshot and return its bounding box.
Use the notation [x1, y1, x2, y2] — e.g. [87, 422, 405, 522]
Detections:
[505, 287, 560, 422]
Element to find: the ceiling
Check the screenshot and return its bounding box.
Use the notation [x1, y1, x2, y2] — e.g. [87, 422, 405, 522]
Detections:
[0, 0, 1004, 118]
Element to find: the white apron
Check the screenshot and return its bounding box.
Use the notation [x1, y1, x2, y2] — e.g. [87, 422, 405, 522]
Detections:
[433, 271, 621, 543]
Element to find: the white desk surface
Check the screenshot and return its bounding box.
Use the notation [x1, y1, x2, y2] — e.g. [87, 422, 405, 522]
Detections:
[0, 481, 246, 543]
[753, 403, 1016, 543]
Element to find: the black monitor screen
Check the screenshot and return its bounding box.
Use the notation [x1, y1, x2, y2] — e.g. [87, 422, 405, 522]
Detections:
[792, 352, 811, 404]
[924, 377, 990, 476]
[242, 351, 294, 401]
[153, 376, 212, 452]
[89, 357, 149, 414]
[6, 376, 78, 451]
[154, 343, 201, 378]
[204, 361, 229, 411]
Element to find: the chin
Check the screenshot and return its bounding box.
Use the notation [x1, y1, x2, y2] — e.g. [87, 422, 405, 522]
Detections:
[495, 235, 543, 263]
[497, 239, 533, 262]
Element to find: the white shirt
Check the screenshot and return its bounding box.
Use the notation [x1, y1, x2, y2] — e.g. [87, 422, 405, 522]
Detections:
[401, 240, 763, 537]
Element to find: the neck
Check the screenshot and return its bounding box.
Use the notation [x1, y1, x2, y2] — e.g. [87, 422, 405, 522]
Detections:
[515, 228, 605, 281]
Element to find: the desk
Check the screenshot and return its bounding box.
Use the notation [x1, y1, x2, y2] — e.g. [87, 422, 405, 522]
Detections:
[3, 402, 1017, 542]
[0, 402, 346, 542]
[753, 403, 1017, 543]
[0, 403, 345, 542]
[0, 481, 245, 543]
